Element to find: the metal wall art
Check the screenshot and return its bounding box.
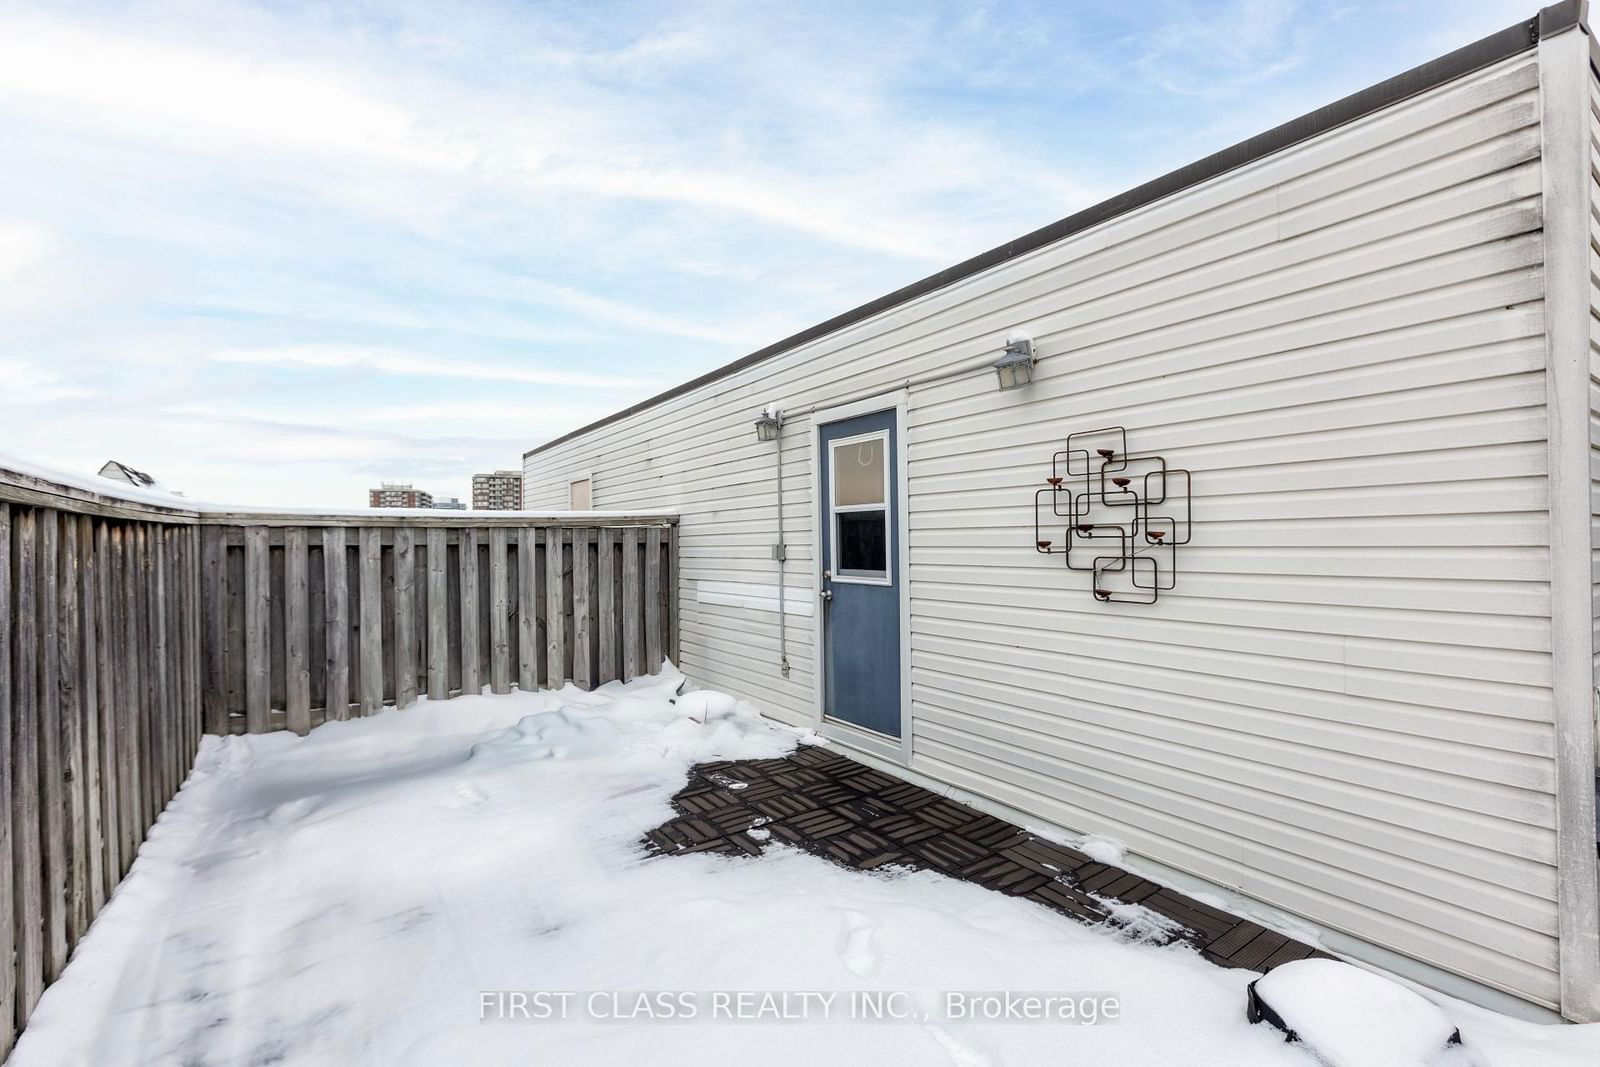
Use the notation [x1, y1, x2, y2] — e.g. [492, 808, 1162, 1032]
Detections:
[1032, 426, 1191, 604]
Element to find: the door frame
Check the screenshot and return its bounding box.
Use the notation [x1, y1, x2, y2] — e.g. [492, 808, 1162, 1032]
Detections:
[810, 390, 912, 765]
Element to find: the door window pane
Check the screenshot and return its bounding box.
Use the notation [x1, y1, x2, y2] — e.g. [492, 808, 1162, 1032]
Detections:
[837, 510, 887, 575]
[834, 438, 885, 507]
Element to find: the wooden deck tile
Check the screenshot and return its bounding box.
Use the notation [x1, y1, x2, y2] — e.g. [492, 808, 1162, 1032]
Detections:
[1204, 921, 1268, 963]
[961, 856, 1053, 896]
[821, 830, 905, 869]
[786, 808, 854, 838]
[1000, 839, 1093, 877]
[834, 767, 900, 792]
[910, 833, 989, 873]
[1226, 928, 1294, 972]
[831, 796, 896, 824]
[1025, 879, 1109, 923]
[869, 813, 944, 846]
[1142, 889, 1235, 942]
[750, 792, 820, 820]
[916, 800, 981, 832]
[873, 781, 942, 811]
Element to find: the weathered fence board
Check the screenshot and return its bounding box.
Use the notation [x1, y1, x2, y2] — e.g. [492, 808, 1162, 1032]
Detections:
[0, 504, 13, 1061]
[459, 527, 481, 696]
[95, 522, 120, 894]
[573, 530, 592, 691]
[597, 528, 617, 686]
[489, 529, 510, 695]
[243, 526, 270, 734]
[359, 528, 383, 716]
[622, 527, 641, 683]
[12, 507, 44, 1032]
[517, 528, 538, 691]
[284, 528, 311, 735]
[39, 512, 67, 984]
[80, 517, 105, 922]
[646, 525, 663, 675]
[544, 527, 564, 687]
[426, 528, 448, 700]
[58, 519, 86, 950]
[394, 528, 417, 708]
[322, 528, 349, 722]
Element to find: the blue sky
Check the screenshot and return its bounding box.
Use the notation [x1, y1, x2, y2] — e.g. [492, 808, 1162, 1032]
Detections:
[0, 0, 1533, 506]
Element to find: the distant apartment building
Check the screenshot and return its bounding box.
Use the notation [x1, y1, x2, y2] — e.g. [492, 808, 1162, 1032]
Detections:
[471, 470, 523, 510]
[368, 483, 433, 509]
[432, 497, 467, 510]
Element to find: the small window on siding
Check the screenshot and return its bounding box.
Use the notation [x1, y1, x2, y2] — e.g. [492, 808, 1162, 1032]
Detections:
[568, 477, 592, 510]
[830, 432, 889, 583]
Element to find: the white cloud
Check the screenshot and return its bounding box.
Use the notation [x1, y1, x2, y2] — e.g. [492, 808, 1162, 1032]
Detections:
[0, 15, 467, 169]
[0, 357, 90, 403]
[208, 345, 662, 390]
[0, 8, 1047, 262]
[0, 220, 53, 280]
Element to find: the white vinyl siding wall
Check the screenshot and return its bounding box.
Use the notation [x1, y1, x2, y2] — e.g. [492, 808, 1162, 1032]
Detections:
[527, 54, 1558, 1006]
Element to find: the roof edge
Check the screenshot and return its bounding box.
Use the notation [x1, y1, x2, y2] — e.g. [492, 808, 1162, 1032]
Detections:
[525, 1, 1578, 461]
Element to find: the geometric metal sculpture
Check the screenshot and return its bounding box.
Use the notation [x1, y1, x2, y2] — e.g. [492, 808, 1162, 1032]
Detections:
[1032, 426, 1191, 604]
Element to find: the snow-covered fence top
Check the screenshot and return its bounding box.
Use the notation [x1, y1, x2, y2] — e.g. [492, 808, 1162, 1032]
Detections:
[0, 461, 678, 1054]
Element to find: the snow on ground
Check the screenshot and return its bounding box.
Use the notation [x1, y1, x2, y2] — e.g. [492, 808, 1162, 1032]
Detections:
[10, 670, 1598, 1066]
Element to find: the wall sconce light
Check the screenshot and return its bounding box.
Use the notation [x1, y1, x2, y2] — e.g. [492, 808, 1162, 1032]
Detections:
[994, 338, 1036, 391]
[754, 404, 783, 442]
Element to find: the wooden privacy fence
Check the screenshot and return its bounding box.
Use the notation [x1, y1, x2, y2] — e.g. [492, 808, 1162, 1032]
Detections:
[0, 464, 678, 1055]
[1, 470, 203, 1060]
[202, 517, 678, 735]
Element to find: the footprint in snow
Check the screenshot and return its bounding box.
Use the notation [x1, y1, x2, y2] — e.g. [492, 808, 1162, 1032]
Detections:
[924, 1024, 994, 1067]
[451, 781, 489, 807]
[838, 910, 879, 977]
[266, 797, 319, 826]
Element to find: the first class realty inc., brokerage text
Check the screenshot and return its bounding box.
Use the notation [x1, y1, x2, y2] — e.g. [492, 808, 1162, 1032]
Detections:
[478, 990, 1124, 1025]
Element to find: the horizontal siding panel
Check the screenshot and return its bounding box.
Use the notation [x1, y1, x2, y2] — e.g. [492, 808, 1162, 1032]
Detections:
[911, 621, 1553, 730]
[911, 598, 1551, 688]
[908, 652, 1551, 792]
[912, 742, 1560, 1007]
[908, 672, 1555, 866]
[912, 581, 1549, 652]
[910, 704, 1557, 920]
[913, 544, 1549, 582]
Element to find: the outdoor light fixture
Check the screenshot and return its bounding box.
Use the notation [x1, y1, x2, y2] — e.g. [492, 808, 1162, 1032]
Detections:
[754, 404, 784, 442]
[993, 338, 1036, 391]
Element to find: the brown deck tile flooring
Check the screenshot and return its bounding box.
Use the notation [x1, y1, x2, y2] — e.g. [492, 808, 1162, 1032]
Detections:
[645, 744, 1329, 973]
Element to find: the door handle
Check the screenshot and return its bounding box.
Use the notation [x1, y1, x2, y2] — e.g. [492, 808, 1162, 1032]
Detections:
[819, 570, 833, 601]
